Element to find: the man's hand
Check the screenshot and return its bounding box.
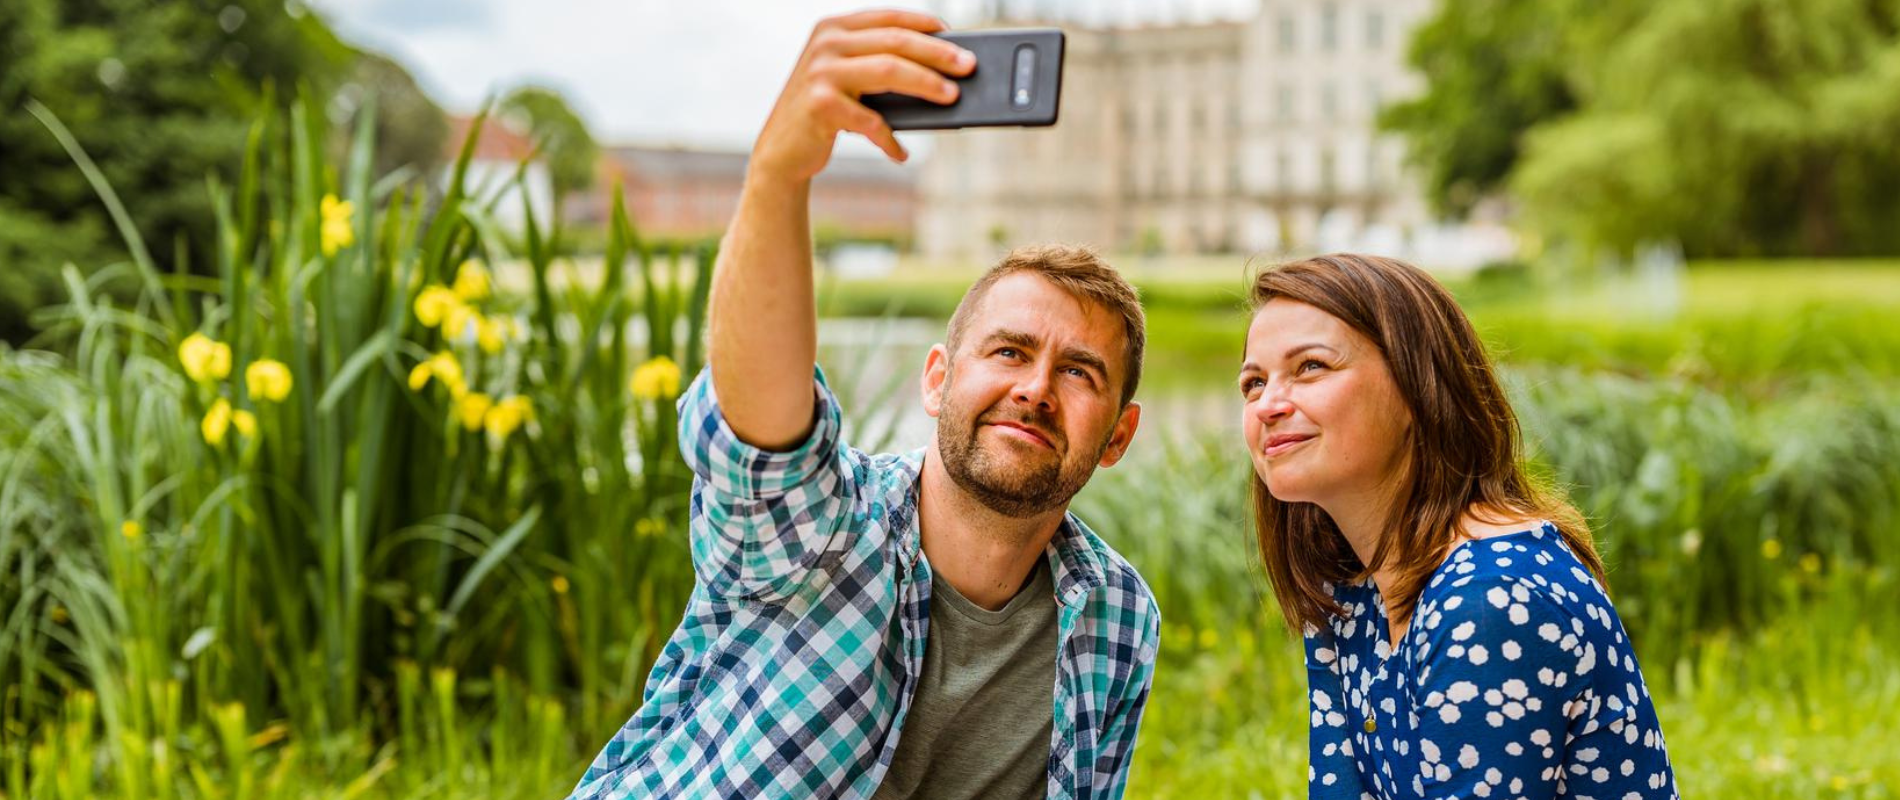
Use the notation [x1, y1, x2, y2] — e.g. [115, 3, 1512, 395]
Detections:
[706, 10, 972, 450]
[750, 10, 974, 182]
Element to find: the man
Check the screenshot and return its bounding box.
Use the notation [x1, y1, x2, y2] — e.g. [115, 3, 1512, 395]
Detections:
[570, 10, 1160, 799]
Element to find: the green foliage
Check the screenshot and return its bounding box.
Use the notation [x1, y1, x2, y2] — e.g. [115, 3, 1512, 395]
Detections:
[1378, 0, 1597, 215]
[1388, 0, 1900, 256]
[1514, 0, 1900, 256]
[0, 99, 706, 794]
[0, 0, 452, 345]
[498, 86, 600, 210]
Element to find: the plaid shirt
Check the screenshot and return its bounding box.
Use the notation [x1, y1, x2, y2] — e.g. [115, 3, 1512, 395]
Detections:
[570, 368, 1162, 800]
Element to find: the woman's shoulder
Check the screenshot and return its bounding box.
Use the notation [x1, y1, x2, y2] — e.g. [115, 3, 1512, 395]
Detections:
[1410, 523, 1626, 656]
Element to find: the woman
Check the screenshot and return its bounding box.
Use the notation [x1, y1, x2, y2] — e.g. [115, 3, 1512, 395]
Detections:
[1237, 254, 1678, 799]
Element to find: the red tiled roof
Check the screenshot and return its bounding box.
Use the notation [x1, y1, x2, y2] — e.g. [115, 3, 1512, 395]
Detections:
[445, 115, 538, 162]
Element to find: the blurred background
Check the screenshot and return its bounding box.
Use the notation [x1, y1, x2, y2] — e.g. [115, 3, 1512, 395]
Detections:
[2, 0, 1897, 797]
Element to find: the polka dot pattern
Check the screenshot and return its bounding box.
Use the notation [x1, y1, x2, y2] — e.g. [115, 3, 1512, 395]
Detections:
[1303, 523, 1679, 799]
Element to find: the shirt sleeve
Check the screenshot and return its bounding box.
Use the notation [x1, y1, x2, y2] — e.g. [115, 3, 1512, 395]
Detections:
[676, 365, 856, 602]
[1409, 574, 1589, 800]
[1090, 597, 1161, 798]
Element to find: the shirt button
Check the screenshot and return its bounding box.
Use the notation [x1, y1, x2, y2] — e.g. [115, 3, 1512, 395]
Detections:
[1363, 718, 1377, 733]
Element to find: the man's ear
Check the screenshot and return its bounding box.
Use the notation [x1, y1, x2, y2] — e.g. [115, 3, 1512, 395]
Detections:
[1097, 401, 1141, 468]
[921, 343, 950, 418]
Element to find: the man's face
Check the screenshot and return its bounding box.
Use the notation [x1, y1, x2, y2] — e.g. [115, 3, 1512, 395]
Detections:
[924, 273, 1140, 519]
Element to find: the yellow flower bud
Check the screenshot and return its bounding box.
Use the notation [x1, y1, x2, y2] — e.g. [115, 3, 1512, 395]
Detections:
[232, 409, 257, 439]
[121, 520, 143, 539]
[629, 356, 682, 401]
[453, 259, 491, 302]
[551, 575, 570, 595]
[202, 398, 233, 446]
[428, 352, 466, 397]
[408, 361, 434, 391]
[456, 392, 493, 431]
[245, 359, 294, 402]
[320, 194, 355, 257]
[413, 285, 460, 328]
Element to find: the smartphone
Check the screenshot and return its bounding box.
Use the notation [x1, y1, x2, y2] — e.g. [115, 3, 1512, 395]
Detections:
[861, 28, 1064, 130]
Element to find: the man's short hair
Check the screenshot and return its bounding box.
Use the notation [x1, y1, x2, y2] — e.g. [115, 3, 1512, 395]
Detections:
[944, 245, 1146, 407]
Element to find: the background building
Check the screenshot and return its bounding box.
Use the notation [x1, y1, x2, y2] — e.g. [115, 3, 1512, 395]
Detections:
[917, 0, 1508, 267]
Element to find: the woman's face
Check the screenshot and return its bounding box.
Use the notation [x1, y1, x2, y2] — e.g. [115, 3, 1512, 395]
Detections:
[1238, 298, 1414, 510]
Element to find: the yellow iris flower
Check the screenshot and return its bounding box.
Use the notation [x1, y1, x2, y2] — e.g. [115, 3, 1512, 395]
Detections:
[629, 356, 682, 400]
[408, 351, 468, 397]
[453, 259, 491, 301]
[178, 333, 232, 383]
[245, 359, 293, 402]
[483, 395, 534, 440]
[202, 398, 259, 446]
[456, 392, 493, 431]
[413, 285, 461, 328]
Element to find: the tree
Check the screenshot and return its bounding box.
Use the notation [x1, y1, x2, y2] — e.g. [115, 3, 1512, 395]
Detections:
[1512, 0, 1900, 256]
[497, 86, 600, 215]
[1378, 0, 1616, 217]
[0, 0, 448, 343]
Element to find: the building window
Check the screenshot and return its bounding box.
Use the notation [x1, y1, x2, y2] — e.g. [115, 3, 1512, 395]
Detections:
[1321, 83, 1337, 120]
[1366, 81, 1383, 116]
[1276, 151, 1292, 192]
[1229, 104, 1242, 134]
[1319, 148, 1336, 193]
[1321, 3, 1339, 52]
[1367, 10, 1385, 50]
[1278, 13, 1296, 52]
[1277, 84, 1295, 122]
[1229, 161, 1244, 196]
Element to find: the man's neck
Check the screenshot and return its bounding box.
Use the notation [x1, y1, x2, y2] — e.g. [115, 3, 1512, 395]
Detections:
[916, 441, 1065, 611]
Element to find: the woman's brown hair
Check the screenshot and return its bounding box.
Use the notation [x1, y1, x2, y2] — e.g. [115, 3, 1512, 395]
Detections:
[1249, 254, 1606, 632]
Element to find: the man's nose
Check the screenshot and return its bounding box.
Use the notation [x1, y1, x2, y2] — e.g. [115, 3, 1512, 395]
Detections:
[1014, 367, 1055, 410]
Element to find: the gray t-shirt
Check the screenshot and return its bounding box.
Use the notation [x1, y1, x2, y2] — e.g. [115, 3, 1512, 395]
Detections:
[871, 558, 1058, 800]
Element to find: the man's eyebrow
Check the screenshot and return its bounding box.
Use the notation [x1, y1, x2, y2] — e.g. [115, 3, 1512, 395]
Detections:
[1059, 346, 1110, 377]
[980, 328, 1040, 349]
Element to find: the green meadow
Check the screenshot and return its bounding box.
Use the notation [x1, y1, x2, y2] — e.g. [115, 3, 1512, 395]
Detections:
[3, 104, 1897, 798]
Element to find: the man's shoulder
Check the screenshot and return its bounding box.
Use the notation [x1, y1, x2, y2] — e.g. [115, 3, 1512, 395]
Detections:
[1061, 514, 1161, 630]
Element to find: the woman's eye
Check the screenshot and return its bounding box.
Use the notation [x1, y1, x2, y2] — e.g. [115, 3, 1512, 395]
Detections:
[1240, 377, 1265, 395]
[1298, 359, 1327, 374]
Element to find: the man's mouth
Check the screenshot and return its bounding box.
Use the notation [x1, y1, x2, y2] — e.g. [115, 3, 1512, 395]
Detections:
[987, 420, 1055, 449]
[1263, 432, 1314, 457]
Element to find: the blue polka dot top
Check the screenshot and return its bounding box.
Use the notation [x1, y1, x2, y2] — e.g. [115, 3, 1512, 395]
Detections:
[1303, 522, 1679, 799]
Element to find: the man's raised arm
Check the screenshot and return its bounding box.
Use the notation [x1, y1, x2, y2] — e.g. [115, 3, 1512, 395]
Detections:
[708, 10, 972, 450]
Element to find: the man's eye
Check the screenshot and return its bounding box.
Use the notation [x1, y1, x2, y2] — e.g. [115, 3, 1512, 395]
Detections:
[997, 347, 1020, 359]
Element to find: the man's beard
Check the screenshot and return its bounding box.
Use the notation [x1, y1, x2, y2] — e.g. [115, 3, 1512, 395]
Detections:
[936, 383, 1110, 520]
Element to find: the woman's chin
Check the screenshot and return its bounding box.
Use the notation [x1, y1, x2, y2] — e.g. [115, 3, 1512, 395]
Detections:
[1260, 469, 1317, 504]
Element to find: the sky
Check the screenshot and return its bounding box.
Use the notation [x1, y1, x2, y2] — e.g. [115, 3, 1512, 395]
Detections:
[305, 0, 1258, 153]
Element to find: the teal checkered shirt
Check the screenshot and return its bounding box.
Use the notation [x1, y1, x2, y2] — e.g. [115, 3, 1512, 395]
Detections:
[569, 368, 1162, 799]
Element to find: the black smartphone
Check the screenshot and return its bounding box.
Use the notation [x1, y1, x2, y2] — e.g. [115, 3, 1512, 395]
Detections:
[861, 28, 1064, 130]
